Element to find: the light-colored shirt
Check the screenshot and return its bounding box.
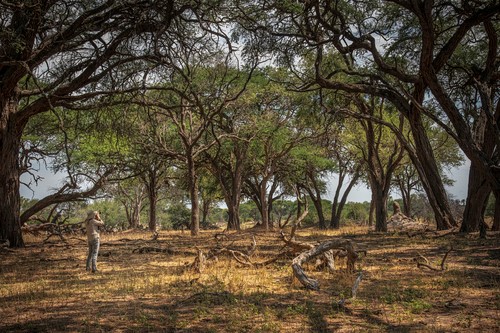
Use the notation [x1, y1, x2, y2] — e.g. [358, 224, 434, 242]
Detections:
[85, 218, 105, 242]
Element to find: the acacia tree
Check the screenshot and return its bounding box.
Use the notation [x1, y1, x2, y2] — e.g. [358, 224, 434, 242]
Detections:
[351, 96, 405, 231]
[140, 60, 254, 235]
[107, 179, 147, 229]
[291, 95, 337, 230]
[205, 84, 260, 230]
[234, 0, 500, 230]
[0, 0, 206, 247]
[241, 81, 315, 230]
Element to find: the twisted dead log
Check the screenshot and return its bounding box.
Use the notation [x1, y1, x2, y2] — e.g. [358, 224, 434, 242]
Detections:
[292, 238, 360, 290]
[279, 229, 343, 272]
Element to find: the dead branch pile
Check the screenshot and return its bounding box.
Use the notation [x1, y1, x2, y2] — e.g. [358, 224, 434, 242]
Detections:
[185, 234, 259, 273]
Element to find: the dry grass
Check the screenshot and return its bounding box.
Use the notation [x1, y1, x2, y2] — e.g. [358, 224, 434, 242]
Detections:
[0, 226, 499, 332]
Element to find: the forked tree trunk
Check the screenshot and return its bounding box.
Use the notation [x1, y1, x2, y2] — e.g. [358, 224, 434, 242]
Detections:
[0, 98, 24, 247]
[307, 185, 326, 229]
[330, 169, 360, 229]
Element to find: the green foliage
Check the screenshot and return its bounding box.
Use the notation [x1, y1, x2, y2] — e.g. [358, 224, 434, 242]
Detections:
[166, 203, 191, 230]
[341, 202, 370, 224]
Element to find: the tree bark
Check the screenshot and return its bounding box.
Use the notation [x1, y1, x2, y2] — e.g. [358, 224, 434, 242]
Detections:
[407, 100, 456, 230]
[292, 238, 359, 290]
[260, 180, 270, 230]
[148, 190, 157, 231]
[493, 190, 500, 231]
[305, 176, 326, 229]
[460, 164, 490, 232]
[372, 184, 389, 232]
[144, 167, 160, 232]
[0, 96, 24, 247]
[330, 169, 360, 229]
[187, 154, 200, 236]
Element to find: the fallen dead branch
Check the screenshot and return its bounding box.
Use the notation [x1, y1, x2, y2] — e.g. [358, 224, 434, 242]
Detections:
[279, 228, 352, 272]
[292, 238, 361, 290]
[416, 247, 453, 271]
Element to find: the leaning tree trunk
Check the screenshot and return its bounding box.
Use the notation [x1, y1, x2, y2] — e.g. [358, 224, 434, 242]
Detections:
[409, 108, 456, 230]
[0, 99, 24, 247]
[460, 163, 491, 232]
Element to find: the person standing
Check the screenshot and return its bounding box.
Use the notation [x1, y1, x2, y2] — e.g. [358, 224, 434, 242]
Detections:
[85, 211, 104, 273]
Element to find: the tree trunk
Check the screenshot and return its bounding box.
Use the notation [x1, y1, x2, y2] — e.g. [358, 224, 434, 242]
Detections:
[373, 185, 389, 232]
[397, 177, 413, 217]
[408, 107, 456, 230]
[187, 156, 200, 236]
[493, 190, 500, 231]
[460, 163, 490, 232]
[306, 184, 325, 229]
[260, 181, 269, 230]
[369, 195, 375, 227]
[227, 180, 242, 230]
[226, 203, 240, 230]
[201, 198, 211, 227]
[0, 97, 24, 247]
[131, 204, 141, 228]
[146, 169, 159, 232]
[330, 169, 361, 229]
[312, 197, 326, 229]
[330, 209, 340, 229]
[148, 191, 157, 231]
[402, 82, 457, 230]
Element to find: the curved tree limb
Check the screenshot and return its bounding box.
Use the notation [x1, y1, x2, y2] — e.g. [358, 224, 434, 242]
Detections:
[292, 238, 360, 290]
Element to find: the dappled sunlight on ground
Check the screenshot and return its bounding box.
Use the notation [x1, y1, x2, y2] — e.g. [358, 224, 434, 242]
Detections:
[1, 228, 499, 332]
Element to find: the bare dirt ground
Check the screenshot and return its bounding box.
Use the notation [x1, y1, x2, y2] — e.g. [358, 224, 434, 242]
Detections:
[1, 227, 499, 332]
